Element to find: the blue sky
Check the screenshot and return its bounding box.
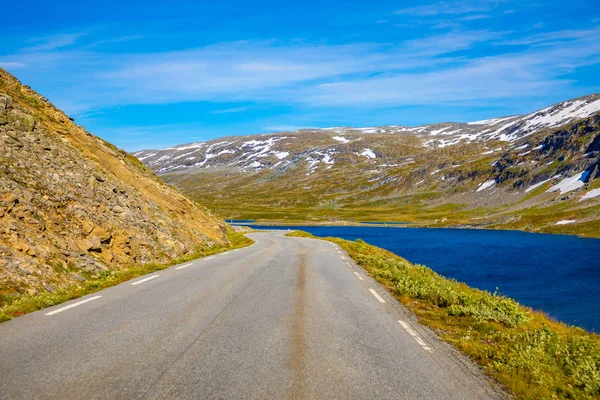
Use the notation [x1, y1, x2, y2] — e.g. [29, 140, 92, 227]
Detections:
[1, 0, 599, 150]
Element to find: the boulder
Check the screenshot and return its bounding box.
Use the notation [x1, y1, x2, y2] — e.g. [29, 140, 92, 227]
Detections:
[88, 236, 102, 252]
[0, 93, 13, 110]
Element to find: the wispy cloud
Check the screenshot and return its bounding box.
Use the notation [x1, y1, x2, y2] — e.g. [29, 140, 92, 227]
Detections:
[3, 25, 599, 118]
[0, 61, 27, 69]
[211, 106, 249, 114]
[394, 0, 499, 16]
[496, 28, 600, 47]
[23, 32, 88, 52]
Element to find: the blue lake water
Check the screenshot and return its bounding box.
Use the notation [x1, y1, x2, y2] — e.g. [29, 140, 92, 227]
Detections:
[248, 225, 600, 332]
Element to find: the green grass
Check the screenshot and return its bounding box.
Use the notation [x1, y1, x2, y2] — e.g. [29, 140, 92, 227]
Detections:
[0, 228, 253, 322]
[286, 230, 600, 399]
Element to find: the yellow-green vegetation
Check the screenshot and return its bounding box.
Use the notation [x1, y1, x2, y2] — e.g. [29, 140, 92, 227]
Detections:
[159, 114, 600, 238]
[0, 228, 252, 323]
[286, 230, 600, 399]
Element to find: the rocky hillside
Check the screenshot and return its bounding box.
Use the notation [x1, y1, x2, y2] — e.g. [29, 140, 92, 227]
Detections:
[134, 93, 600, 174]
[135, 94, 600, 237]
[0, 68, 227, 296]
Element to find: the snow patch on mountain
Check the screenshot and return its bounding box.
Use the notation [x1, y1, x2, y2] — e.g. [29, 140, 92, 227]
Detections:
[477, 180, 496, 192]
[547, 171, 590, 194]
[332, 136, 350, 143]
[358, 149, 377, 159]
[580, 188, 600, 202]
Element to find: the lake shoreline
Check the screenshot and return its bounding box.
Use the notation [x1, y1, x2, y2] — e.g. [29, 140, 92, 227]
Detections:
[234, 219, 600, 240]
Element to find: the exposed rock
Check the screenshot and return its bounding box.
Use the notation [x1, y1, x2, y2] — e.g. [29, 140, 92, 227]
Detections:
[93, 172, 106, 182]
[0, 67, 227, 296]
[88, 237, 102, 252]
[0, 93, 13, 110]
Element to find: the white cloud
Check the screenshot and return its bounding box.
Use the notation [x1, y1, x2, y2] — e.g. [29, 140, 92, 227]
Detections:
[394, 0, 499, 16]
[0, 62, 27, 69]
[2, 27, 599, 115]
[23, 32, 88, 52]
[211, 106, 249, 114]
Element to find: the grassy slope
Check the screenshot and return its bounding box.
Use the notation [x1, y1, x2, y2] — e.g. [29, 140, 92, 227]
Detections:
[0, 228, 253, 322]
[286, 230, 600, 400]
[163, 116, 600, 238]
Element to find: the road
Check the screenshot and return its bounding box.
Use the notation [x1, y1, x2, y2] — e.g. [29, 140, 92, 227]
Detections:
[0, 231, 505, 399]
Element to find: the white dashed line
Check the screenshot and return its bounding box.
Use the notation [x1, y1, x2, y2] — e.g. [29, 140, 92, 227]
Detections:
[45, 296, 102, 316]
[205, 256, 215, 260]
[345, 262, 352, 268]
[341, 255, 346, 260]
[354, 272, 365, 281]
[399, 320, 433, 353]
[369, 289, 386, 303]
[131, 275, 160, 286]
[175, 263, 193, 270]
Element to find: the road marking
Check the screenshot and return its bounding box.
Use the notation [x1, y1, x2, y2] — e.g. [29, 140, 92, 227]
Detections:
[399, 320, 433, 353]
[45, 296, 102, 316]
[354, 271, 365, 281]
[175, 263, 193, 270]
[131, 275, 160, 286]
[369, 289, 386, 303]
[341, 255, 346, 260]
[337, 250, 341, 254]
[205, 256, 215, 260]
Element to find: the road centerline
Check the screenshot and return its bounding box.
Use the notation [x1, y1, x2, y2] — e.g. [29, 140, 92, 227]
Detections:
[131, 275, 160, 286]
[369, 288, 386, 303]
[45, 296, 102, 316]
[399, 320, 433, 353]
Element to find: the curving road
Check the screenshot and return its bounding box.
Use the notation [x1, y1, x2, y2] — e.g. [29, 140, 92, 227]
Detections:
[0, 231, 505, 399]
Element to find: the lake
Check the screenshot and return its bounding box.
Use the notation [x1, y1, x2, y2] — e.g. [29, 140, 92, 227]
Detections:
[248, 225, 600, 332]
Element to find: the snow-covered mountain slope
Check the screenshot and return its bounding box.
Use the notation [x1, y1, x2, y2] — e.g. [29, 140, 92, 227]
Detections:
[132, 92, 600, 237]
[133, 93, 600, 174]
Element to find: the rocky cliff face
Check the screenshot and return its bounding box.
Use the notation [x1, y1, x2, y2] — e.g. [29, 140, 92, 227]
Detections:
[0, 68, 227, 296]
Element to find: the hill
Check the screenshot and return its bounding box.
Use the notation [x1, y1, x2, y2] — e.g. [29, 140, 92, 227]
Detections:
[0, 68, 227, 297]
[134, 94, 600, 237]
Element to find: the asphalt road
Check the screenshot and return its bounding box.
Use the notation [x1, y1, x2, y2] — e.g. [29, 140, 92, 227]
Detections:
[0, 231, 506, 399]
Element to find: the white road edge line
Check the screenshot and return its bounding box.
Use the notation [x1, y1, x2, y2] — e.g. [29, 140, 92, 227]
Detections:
[45, 296, 102, 316]
[398, 320, 433, 353]
[354, 271, 365, 281]
[131, 275, 160, 286]
[205, 256, 215, 260]
[369, 288, 386, 303]
[341, 255, 346, 260]
[175, 263, 193, 270]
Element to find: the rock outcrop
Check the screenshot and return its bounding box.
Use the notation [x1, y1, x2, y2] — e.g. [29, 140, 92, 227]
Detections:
[0, 68, 227, 296]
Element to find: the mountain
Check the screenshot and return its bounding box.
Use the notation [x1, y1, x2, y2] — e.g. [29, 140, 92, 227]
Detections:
[134, 94, 600, 237]
[0, 68, 227, 296]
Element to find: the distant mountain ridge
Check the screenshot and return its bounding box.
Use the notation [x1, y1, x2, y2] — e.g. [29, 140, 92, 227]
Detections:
[134, 93, 600, 237]
[134, 93, 600, 174]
